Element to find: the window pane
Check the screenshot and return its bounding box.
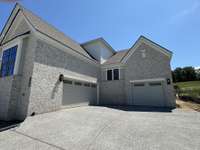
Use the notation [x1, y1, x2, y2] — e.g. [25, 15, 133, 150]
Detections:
[114, 69, 119, 80]
[84, 83, 90, 87]
[91, 84, 97, 88]
[107, 70, 112, 80]
[0, 45, 18, 77]
[63, 80, 72, 84]
[149, 82, 161, 86]
[8, 62, 15, 76]
[134, 83, 145, 86]
[1, 65, 7, 77]
[74, 82, 82, 86]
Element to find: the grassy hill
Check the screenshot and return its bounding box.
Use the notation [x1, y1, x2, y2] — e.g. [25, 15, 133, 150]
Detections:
[175, 81, 200, 101]
[175, 81, 200, 89]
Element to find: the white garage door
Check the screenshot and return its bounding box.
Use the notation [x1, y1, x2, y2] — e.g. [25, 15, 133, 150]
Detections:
[62, 80, 97, 107]
[132, 81, 165, 107]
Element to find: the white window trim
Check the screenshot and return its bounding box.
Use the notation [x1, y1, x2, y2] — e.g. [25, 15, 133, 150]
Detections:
[106, 68, 120, 81]
[1, 38, 23, 76]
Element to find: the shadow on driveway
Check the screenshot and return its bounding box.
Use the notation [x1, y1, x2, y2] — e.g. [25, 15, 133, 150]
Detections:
[0, 120, 21, 132]
[103, 105, 175, 113]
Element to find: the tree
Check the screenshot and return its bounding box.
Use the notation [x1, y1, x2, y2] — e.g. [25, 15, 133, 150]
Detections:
[173, 67, 183, 82]
[196, 69, 200, 80]
[172, 66, 197, 82]
[182, 66, 196, 81]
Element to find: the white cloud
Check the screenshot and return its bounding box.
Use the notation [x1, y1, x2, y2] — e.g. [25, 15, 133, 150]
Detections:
[169, 1, 200, 24]
[195, 66, 200, 70]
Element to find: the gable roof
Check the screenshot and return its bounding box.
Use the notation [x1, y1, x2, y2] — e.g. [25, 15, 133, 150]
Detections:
[0, 3, 94, 61]
[103, 49, 128, 65]
[121, 36, 173, 63]
[81, 37, 116, 54]
[103, 36, 173, 65]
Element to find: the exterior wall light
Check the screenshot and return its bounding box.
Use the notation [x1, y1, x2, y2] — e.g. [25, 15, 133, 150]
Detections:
[167, 78, 171, 85]
[59, 74, 64, 82]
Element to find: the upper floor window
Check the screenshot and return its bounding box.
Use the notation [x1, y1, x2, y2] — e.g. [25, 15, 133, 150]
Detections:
[113, 69, 119, 80]
[107, 69, 120, 81]
[0, 45, 18, 77]
[107, 70, 112, 80]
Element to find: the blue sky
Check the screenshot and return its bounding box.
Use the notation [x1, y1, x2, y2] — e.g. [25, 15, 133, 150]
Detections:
[0, 0, 200, 69]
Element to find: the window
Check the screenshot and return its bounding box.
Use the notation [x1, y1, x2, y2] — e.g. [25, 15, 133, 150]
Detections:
[134, 83, 145, 86]
[0, 45, 18, 77]
[84, 83, 90, 87]
[74, 82, 82, 86]
[113, 69, 119, 80]
[91, 84, 97, 88]
[106, 69, 120, 81]
[107, 70, 112, 81]
[63, 79, 72, 84]
[149, 82, 161, 86]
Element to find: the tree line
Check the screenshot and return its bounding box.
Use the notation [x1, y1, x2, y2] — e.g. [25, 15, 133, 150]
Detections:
[172, 66, 200, 83]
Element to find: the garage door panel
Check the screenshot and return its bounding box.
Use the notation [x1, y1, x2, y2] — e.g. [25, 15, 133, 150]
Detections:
[62, 81, 97, 106]
[132, 81, 165, 107]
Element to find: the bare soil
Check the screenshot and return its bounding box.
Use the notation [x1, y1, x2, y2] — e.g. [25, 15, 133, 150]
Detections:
[176, 99, 200, 112]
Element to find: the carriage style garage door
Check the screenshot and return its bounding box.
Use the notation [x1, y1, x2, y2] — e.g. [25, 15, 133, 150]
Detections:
[62, 79, 97, 107]
[131, 80, 165, 107]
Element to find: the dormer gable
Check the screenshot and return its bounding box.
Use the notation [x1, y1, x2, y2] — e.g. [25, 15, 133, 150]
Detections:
[81, 38, 115, 64]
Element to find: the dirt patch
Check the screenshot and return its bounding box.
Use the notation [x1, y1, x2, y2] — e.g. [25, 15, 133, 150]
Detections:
[176, 99, 200, 112]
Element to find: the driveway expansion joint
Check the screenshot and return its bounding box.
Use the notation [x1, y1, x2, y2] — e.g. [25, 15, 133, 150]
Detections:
[12, 130, 66, 150]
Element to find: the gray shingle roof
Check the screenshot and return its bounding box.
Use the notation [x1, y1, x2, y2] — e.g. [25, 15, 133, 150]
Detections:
[18, 4, 92, 60]
[103, 49, 128, 65]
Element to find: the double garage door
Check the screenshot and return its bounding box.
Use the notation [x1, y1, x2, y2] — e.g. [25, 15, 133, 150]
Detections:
[62, 79, 97, 107]
[131, 80, 166, 107]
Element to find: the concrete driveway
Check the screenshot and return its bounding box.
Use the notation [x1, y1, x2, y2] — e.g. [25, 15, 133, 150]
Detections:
[0, 106, 199, 150]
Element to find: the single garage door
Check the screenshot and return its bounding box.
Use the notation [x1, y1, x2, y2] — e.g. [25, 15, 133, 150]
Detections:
[62, 80, 97, 107]
[132, 81, 165, 107]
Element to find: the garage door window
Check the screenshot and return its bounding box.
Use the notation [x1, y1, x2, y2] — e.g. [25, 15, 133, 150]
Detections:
[149, 82, 161, 86]
[91, 84, 97, 88]
[84, 83, 90, 87]
[63, 80, 72, 84]
[74, 82, 82, 86]
[134, 83, 145, 86]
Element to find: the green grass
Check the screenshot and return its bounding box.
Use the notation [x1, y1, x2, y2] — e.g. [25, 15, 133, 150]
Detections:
[175, 81, 200, 99]
[175, 81, 200, 89]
